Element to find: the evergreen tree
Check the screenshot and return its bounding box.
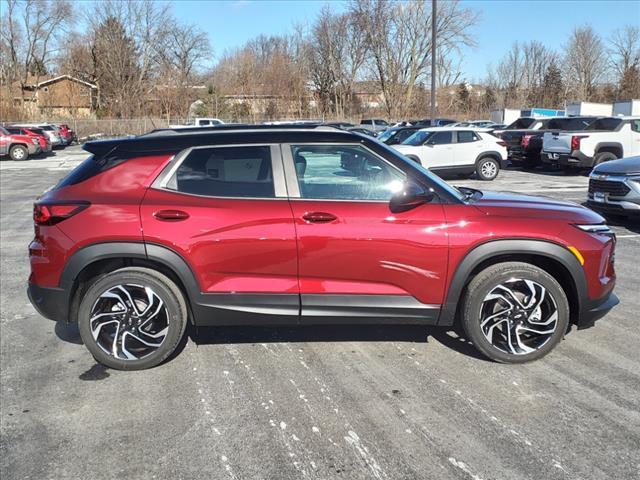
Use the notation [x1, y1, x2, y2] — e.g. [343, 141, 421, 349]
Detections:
[481, 86, 496, 113]
[456, 82, 470, 114]
[619, 65, 640, 100]
[542, 62, 564, 108]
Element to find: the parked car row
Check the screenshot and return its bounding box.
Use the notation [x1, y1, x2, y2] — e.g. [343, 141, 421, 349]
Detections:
[492, 115, 640, 173]
[0, 122, 75, 161]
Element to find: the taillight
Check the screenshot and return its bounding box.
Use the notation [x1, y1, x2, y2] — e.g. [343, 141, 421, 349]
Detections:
[521, 135, 533, 148]
[497, 140, 507, 147]
[34, 202, 89, 225]
[571, 135, 587, 151]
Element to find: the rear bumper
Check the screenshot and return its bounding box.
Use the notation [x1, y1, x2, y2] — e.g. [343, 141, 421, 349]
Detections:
[27, 282, 69, 322]
[542, 150, 593, 168]
[578, 291, 619, 329]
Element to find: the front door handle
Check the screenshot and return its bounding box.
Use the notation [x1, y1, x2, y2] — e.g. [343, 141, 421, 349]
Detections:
[154, 209, 190, 221]
[302, 212, 337, 223]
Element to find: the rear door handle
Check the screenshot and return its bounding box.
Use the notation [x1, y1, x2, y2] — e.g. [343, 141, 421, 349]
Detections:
[302, 212, 337, 223]
[154, 209, 190, 221]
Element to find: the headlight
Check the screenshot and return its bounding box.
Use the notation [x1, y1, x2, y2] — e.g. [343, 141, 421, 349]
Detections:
[574, 224, 613, 234]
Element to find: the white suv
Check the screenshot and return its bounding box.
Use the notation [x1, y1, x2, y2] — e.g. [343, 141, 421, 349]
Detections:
[392, 128, 508, 180]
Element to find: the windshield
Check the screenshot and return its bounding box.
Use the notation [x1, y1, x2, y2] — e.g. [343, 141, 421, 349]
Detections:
[375, 141, 465, 201]
[377, 129, 396, 142]
[585, 118, 622, 131]
[505, 118, 535, 130]
[403, 130, 433, 146]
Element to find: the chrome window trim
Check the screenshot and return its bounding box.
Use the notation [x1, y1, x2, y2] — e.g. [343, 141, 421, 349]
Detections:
[281, 142, 407, 201]
[151, 143, 288, 200]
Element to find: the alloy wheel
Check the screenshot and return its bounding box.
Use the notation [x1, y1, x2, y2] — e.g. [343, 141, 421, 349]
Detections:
[480, 160, 497, 179]
[89, 284, 169, 360]
[480, 278, 558, 355]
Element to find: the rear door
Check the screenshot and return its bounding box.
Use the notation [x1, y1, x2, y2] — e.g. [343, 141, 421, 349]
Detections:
[141, 144, 300, 324]
[283, 143, 448, 324]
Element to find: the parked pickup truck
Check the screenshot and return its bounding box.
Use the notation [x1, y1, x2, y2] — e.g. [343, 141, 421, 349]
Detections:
[502, 116, 596, 169]
[542, 116, 640, 170]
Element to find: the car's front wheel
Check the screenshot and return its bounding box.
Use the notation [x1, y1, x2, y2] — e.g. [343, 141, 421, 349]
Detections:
[77, 267, 188, 370]
[461, 262, 569, 363]
[476, 157, 500, 181]
[9, 145, 28, 161]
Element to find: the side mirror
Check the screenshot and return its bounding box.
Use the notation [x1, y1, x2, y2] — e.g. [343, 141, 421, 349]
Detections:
[389, 181, 434, 213]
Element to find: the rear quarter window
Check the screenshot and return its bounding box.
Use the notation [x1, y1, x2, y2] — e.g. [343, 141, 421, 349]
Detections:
[55, 155, 127, 189]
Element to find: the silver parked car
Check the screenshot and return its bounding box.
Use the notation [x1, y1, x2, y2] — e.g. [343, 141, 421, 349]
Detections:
[12, 123, 63, 147]
[587, 156, 640, 219]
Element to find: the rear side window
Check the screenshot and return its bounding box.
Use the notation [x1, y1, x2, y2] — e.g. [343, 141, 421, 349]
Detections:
[585, 118, 622, 131]
[167, 146, 274, 198]
[456, 131, 479, 143]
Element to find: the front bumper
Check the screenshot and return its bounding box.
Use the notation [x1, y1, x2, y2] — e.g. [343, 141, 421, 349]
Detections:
[578, 292, 620, 329]
[28, 282, 69, 322]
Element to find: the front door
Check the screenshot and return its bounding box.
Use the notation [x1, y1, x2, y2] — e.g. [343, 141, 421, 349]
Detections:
[423, 130, 455, 169]
[284, 143, 449, 324]
[141, 144, 300, 324]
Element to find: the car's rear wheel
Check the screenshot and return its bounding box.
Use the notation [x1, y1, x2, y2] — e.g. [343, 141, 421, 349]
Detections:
[9, 145, 28, 161]
[461, 262, 569, 363]
[78, 267, 188, 370]
[593, 151, 617, 167]
[476, 157, 500, 181]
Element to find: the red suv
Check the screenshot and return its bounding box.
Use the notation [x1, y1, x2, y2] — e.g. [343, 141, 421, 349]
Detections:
[0, 126, 40, 160]
[27, 126, 619, 370]
[5, 126, 52, 154]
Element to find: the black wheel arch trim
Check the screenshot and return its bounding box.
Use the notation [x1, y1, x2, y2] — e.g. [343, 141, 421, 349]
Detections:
[59, 241, 202, 321]
[594, 143, 623, 157]
[475, 151, 502, 164]
[437, 238, 588, 326]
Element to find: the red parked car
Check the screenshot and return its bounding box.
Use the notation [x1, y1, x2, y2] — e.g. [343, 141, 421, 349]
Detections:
[5, 126, 52, 154]
[0, 126, 40, 160]
[27, 126, 618, 370]
[56, 123, 76, 145]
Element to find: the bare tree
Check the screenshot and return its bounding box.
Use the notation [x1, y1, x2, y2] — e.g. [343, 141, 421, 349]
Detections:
[564, 26, 606, 101]
[349, 0, 477, 118]
[307, 7, 366, 117]
[609, 26, 640, 78]
[0, 0, 73, 114]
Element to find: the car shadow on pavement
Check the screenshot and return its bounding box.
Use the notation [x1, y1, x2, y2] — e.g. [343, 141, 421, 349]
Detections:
[52, 317, 489, 363]
[189, 324, 489, 362]
[54, 321, 83, 344]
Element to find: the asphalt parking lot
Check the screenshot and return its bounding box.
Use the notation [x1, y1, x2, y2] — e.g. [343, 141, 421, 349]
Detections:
[1, 146, 639, 480]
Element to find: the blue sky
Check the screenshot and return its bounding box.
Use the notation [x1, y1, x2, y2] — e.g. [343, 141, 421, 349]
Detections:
[170, 0, 639, 79]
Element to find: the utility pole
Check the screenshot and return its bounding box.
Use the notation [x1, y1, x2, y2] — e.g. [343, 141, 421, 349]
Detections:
[430, 0, 437, 124]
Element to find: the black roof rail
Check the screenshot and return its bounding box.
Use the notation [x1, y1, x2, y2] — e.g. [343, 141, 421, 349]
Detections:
[142, 123, 331, 136]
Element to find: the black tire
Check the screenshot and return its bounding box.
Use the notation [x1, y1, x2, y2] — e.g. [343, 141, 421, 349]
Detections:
[476, 156, 500, 181]
[593, 151, 617, 167]
[9, 144, 28, 161]
[460, 262, 569, 364]
[77, 267, 188, 370]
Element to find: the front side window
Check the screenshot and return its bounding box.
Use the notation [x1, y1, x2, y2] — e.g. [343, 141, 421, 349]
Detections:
[291, 144, 405, 201]
[427, 131, 453, 145]
[631, 120, 640, 133]
[167, 146, 275, 198]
